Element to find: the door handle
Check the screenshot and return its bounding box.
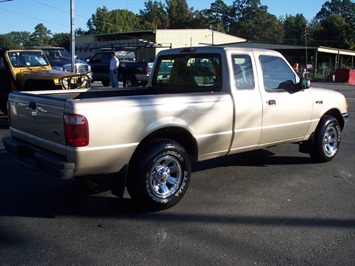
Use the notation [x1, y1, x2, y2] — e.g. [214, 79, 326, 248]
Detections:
[268, 99, 276, 105]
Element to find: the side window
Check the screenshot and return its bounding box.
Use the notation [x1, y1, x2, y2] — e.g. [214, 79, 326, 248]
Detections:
[260, 55, 296, 91]
[232, 55, 254, 89]
[102, 53, 112, 63]
[90, 53, 102, 63]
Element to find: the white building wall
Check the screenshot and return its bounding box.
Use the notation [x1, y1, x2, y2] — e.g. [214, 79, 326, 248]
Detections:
[154, 29, 245, 55]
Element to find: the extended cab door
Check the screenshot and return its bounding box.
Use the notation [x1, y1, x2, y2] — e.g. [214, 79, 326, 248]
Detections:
[229, 52, 263, 153]
[255, 51, 313, 146]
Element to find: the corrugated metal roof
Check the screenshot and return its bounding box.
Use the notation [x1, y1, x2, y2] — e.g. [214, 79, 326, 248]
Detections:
[223, 41, 316, 50]
[222, 42, 355, 56]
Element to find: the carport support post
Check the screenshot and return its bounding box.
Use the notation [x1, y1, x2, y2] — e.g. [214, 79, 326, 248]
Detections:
[314, 49, 318, 77]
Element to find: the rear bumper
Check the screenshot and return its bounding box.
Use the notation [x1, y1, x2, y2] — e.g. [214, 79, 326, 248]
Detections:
[2, 136, 75, 179]
[135, 73, 149, 83]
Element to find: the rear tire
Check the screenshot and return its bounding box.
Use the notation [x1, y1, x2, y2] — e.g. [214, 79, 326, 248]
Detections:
[127, 139, 191, 211]
[102, 80, 111, 87]
[123, 76, 138, 87]
[310, 115, 341, 162]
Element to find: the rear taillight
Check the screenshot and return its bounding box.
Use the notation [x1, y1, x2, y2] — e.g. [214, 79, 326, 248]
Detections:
[144, 66, 149, 74]
[64, 113, 89, 147]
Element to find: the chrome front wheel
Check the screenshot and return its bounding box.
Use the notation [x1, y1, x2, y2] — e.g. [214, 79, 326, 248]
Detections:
[322, 124, 339, 158]
[311, 115, 341, 162]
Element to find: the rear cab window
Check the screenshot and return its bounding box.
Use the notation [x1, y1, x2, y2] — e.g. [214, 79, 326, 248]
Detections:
[151, 53, 222, 92]
[232, 54, 255, 90]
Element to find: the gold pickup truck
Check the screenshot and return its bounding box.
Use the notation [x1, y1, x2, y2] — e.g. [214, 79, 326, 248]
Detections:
[2, 46, 349, 210]
[0, 48, 91, 114]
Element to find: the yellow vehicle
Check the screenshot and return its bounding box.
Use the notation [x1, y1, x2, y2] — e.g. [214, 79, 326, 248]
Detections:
[0, 48, 91, 114]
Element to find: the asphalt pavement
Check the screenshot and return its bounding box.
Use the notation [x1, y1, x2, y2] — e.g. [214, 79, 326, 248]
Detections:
[0, 82, 354, 265]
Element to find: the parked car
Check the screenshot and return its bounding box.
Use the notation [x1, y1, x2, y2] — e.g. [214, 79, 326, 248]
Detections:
[26, 46, 92, 76]
[0, 48, 91, 114]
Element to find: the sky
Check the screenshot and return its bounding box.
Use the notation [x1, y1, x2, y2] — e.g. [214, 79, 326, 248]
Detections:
[0, 0, 327, 35]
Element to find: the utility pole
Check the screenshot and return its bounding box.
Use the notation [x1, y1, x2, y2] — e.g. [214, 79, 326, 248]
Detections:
[70, 0, 75, 72]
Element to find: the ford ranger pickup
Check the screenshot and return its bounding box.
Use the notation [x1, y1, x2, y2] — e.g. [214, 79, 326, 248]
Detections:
[2, 46, 349, 210]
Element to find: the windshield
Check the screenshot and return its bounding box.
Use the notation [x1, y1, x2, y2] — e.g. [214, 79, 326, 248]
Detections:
[43, 49, 71, 60]
[9, 51, 49, 67]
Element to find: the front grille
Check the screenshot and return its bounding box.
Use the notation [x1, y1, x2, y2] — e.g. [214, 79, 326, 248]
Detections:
[63, 64, 89, 74]
[77, 65, 89, 73]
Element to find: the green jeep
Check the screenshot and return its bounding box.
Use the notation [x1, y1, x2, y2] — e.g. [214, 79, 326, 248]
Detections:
[0, 48, 91, 114]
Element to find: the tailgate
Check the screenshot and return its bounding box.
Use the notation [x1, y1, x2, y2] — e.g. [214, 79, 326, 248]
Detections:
[8, 92, 68, 155]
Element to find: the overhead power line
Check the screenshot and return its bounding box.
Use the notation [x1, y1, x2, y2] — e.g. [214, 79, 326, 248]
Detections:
[0, 6, 68, 28]
[31, 0, 89, 20]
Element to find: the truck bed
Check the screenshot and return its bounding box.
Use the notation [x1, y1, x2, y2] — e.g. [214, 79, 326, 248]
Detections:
[11, 85, 219, 101]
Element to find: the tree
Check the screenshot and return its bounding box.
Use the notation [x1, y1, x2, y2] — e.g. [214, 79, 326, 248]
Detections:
[312, 14, 351, 48]
[282, 14, 308, 45]
[3, 31, 30, 48]
[50, 33, 70, 50]
[87, 6, 142, 34]
[202, 0, 230, 32]
[165, 0, 193, 28]
[28, 23, 52, 46]
[87, 6, 113, 34]
[315, 0, 355, 24]
[229, 0, 284, 43]
[312, 0, 355, 49]
[76, 28, 87, 36]
[139, 0, 169, 29]
[0, 34, 15, 48]
[110, 9, 142, 32]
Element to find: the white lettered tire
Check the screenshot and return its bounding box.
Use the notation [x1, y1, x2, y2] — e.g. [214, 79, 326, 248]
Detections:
[127, 139, 191, 210]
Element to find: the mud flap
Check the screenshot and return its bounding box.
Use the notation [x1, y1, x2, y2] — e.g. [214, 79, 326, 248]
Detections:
[111, 164, 128, 198]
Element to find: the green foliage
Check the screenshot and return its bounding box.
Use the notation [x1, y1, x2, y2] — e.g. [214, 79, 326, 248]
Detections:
[0, 34, 15, 48]
[1, 0, 354, 50]
[3, 31, 30, 48]
[202, 0, 230, 32]
[311, 0, 355, 49]
[50, 33, 70, 50]
[166, 0, 193, 28]
[229, 0, 284, 43]
[27, 23, 52, 46]
[87, 6, 142, 34]
[139, 0, 169, 29]
[282, 14, 308, 45]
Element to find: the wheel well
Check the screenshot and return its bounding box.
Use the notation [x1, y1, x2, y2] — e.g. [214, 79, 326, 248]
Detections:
[133, 127, 198, 161]
[299, 110, 343, 154]
[323, 109, 345, 130]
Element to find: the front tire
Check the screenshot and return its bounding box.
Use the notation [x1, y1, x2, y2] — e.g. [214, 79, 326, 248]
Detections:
[310, 115, 341, 162]
[127, 139, 191, 210]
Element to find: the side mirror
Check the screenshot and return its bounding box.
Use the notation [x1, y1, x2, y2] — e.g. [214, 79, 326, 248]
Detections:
[299, 77, 310, 89]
